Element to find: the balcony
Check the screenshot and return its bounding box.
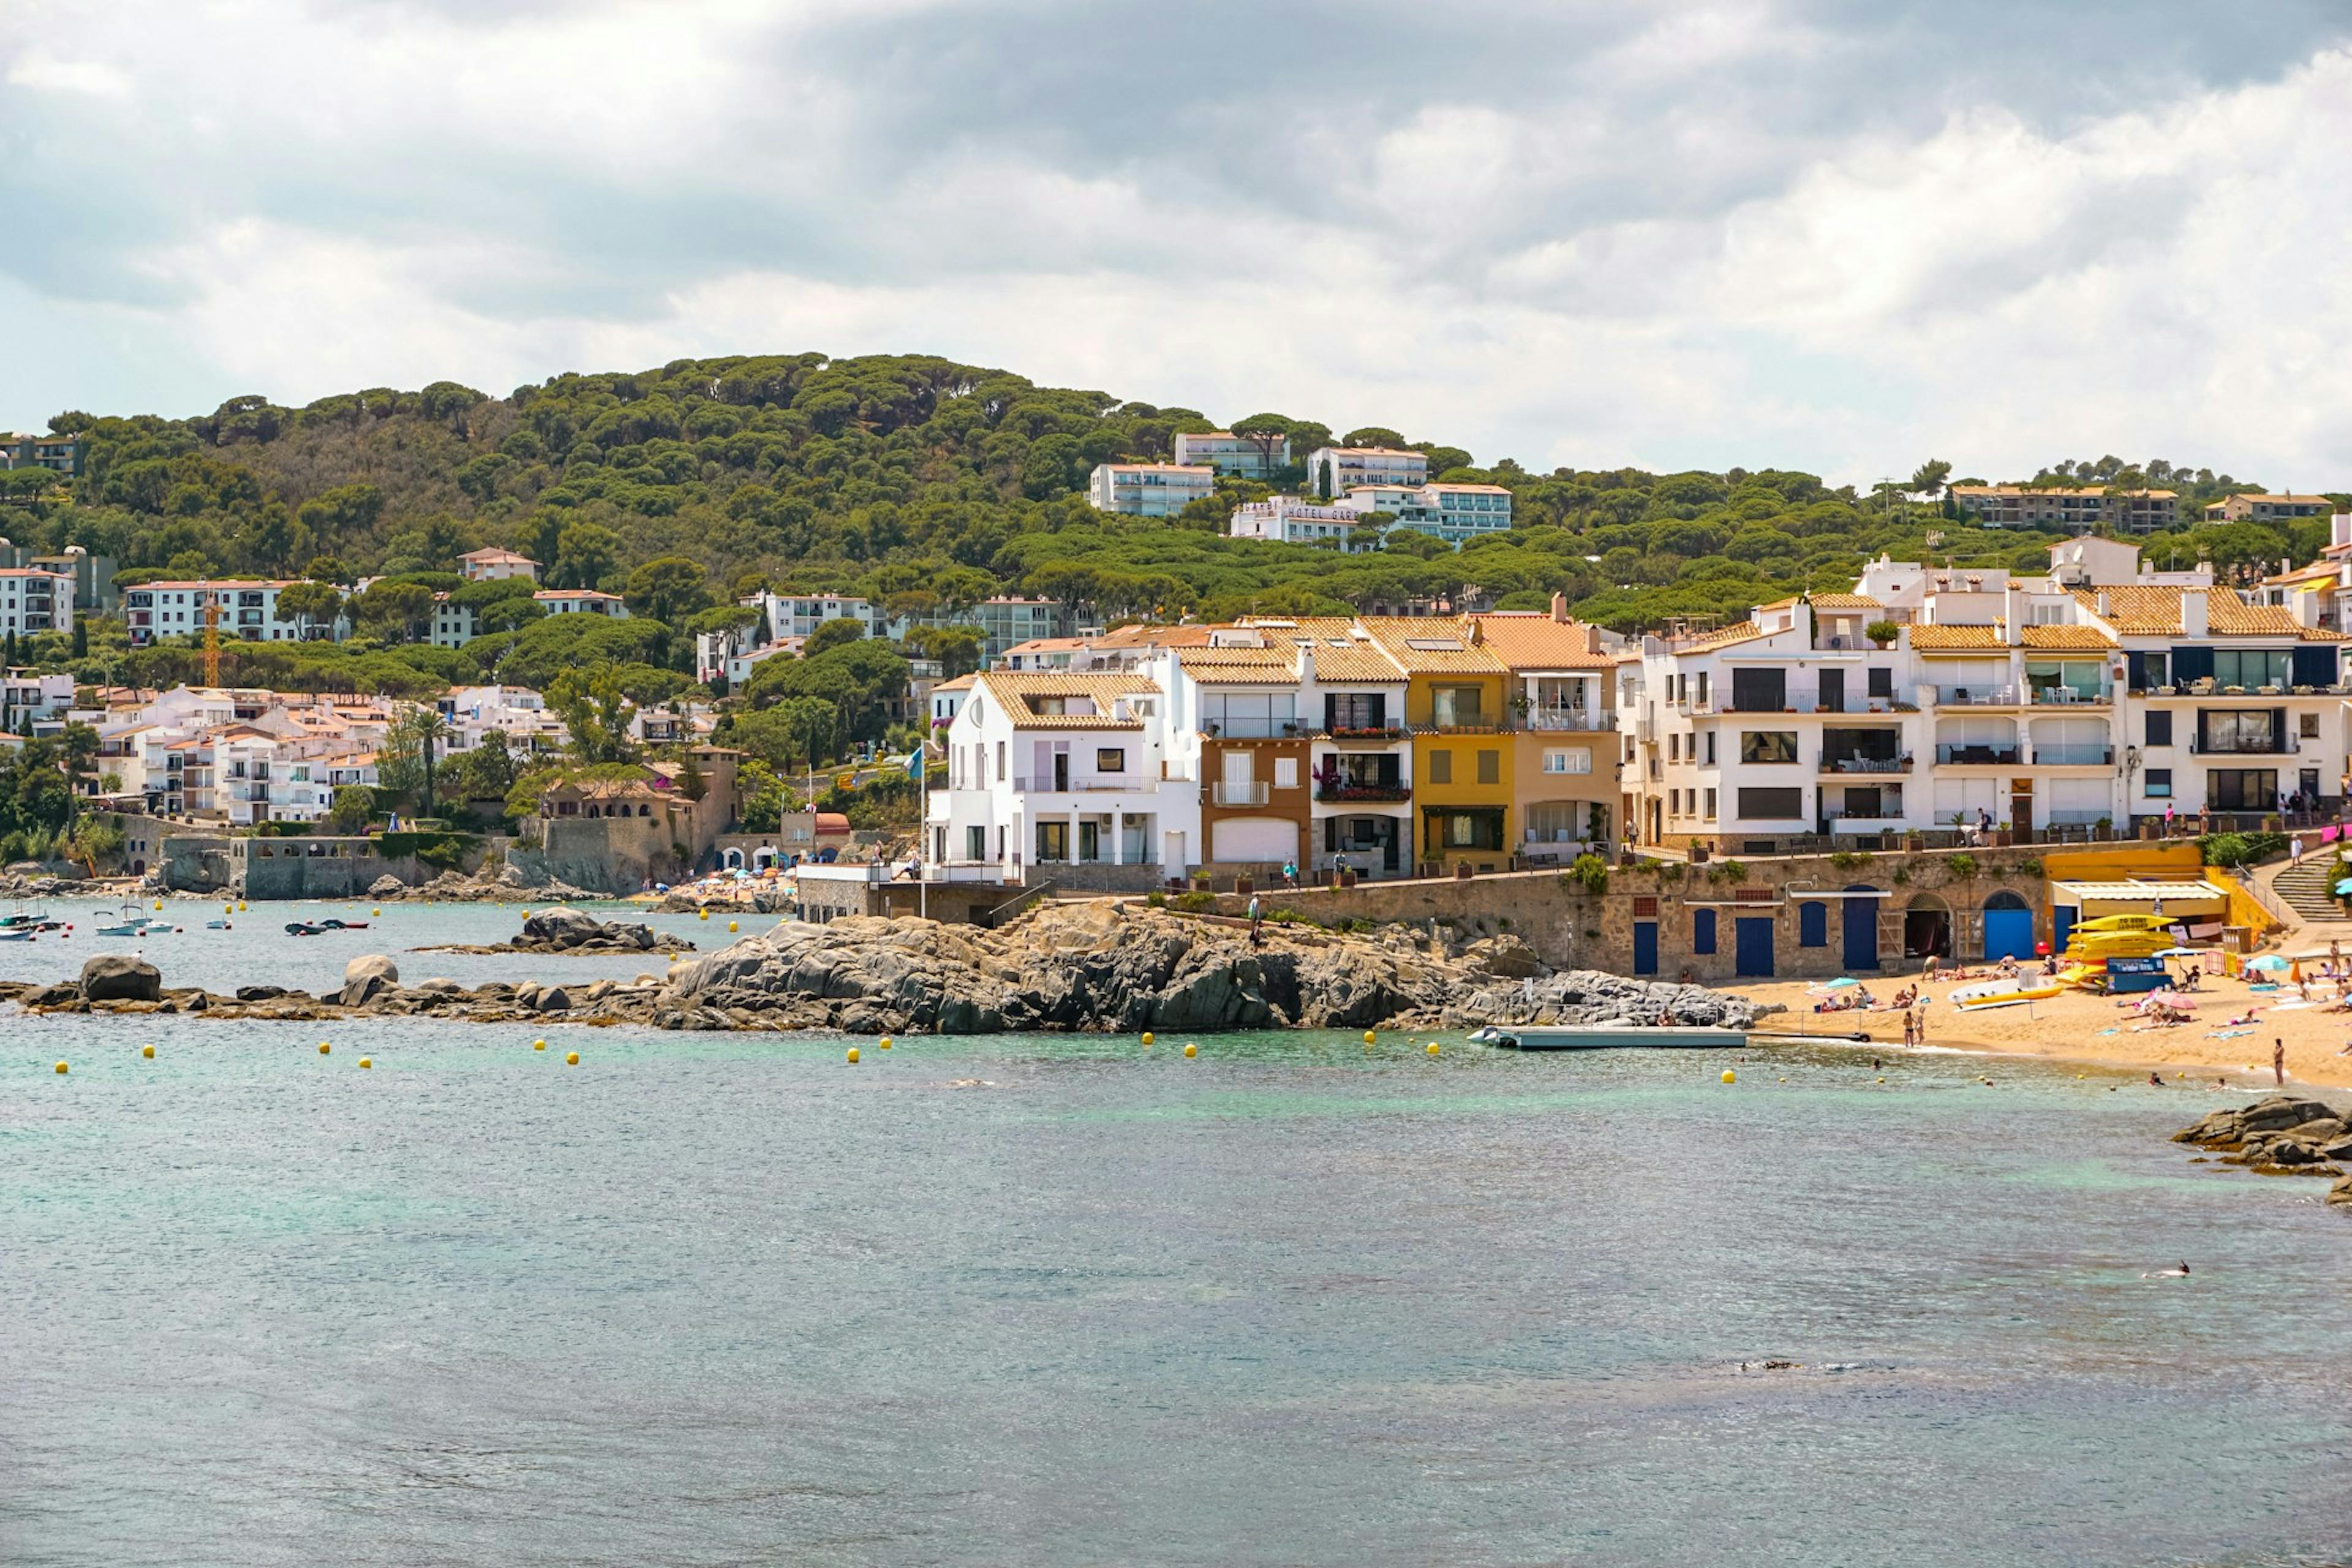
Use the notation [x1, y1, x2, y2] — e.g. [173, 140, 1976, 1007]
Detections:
[2189, 740, 2298, 756]
[1213, 781, 1272, 807]
[1320, 725, 1410, 743]
[1828, 812, 1909, 831]
[1012, 773, 1147, 793]
[1315, 783, 1412, 803]
[1201, 720, 1301, 739]
[1819, 755, 1911, 775]
[2027, 684, 2112, 706]
[1934, 685, 2021, 706]
[1525, 707, 1615, 731]
[1936, 744, 2021, 766]
[2031, 744, 2113, 765]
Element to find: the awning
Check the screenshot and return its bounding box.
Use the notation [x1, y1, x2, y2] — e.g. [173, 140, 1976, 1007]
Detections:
[2050, 880, 2227, 902]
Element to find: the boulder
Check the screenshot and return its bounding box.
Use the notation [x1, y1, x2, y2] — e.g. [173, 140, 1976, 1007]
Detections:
[369, 873, 409, 899]
[24, 981, 83, 1008]
[341, 954, 400, 1006]
[236, 984, 287, 1003]
[80, 954, 162, 1003]
[535, 986, 571, 1012]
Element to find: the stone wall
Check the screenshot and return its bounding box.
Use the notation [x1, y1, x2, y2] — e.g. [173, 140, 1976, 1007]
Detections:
[235, 837, 426, 900]
[1201, 846, 2050, 982]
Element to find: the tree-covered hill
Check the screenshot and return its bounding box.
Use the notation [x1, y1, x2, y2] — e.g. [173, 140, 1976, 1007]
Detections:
[16, 353, 2340, 639]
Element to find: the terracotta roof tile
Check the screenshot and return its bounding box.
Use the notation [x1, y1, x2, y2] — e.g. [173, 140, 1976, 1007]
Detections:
[1356, 616, 1509, 674]
[1907, 624, 2006, 650]
[2019, 625, 2117, 650]
[1465, 614, 1615, 670]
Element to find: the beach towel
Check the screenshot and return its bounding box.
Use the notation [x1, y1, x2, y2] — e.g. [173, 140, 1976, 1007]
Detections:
[2211, 1028, 2256, 1039]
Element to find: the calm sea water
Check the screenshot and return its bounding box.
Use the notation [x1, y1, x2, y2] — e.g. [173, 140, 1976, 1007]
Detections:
[4, 916, 2352, 1566]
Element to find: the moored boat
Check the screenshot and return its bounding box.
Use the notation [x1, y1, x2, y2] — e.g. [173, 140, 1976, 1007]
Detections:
[1468, 1023, 1751, 1050]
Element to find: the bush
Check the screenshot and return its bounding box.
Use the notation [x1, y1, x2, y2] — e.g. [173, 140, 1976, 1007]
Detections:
[1567, 852, 1610, 896]
[1172, 891, 1215, 913]
[1145, 890, 1167, 907]
[1828, 849, 1871, 870]
[2015, 856, 2044, 880]
[2200, 831, 2283, 867]
[1945, 852, 1978, 880]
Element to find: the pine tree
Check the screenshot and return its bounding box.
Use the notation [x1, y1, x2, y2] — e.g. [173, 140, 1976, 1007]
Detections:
[70, 616, 86, 660]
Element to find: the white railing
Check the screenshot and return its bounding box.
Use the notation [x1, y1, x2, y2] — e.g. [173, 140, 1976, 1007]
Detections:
[1012, 774, 1145, 793]
[1934, 685, 2021, 706]
[1213, 781, 1270, 807]
[1525, 708, 1615, 731]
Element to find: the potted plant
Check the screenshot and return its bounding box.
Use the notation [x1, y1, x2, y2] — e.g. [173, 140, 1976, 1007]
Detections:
[1866, 619, 1899, 648]
[2094, 815, 2113, 842]
[1234, 875, 1254, 895]
[1994, 820, 2014, 847]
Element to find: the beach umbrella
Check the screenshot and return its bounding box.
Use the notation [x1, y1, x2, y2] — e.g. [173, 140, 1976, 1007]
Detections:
[2247, 954, 2290, 973]
[2332, 875, 2352, 895]
[1823, 976, 1861, 988]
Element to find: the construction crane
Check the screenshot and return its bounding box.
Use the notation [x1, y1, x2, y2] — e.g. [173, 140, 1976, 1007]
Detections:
[202, 580, 221, 687]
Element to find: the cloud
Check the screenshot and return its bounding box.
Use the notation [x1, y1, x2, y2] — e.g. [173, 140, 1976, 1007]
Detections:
[4, 0, 2352, 488]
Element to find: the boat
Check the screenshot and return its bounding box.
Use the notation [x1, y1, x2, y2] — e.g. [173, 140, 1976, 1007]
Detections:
[205, 919, 232, 930]
[1468, 1023, 1752, 1050]
[0, 925, 33, 941]
[1950, 978, 2067, 1010]
[285, 917, 369, 936]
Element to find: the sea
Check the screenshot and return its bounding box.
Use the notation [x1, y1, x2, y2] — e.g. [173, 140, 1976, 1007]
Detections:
[3, 901, 2350, 1566]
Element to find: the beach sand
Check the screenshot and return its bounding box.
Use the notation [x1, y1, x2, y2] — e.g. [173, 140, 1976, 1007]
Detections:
[1734, 964, 2352, 1091]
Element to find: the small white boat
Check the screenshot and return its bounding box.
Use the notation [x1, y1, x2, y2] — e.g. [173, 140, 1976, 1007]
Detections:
[1468, 1023, 1751, 1050]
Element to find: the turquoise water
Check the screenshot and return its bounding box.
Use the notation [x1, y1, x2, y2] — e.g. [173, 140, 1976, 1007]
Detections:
[6, 935, 2352, 1563]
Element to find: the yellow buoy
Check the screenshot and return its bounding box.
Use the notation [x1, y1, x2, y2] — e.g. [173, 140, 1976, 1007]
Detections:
[698, 908, 709, 921]
[565, 1051, 579, 1065]
[372, 907, 381, 917]
[142, 1044, 154, 1059]
[1722, 1069, 1737, 1084]
[318, 1042, 330, 1055]
[879, 1036, 892, 1050]
[1142, 1031, 1155, 1046]
[1363, 1030, 1377, 1046]
[533, 1039, 546, 1051]
[154, 900, 164, 911]
[1183, 1042, 1197, 1057]
[846, 1046, 860, 1063]
[728, 920, 738, 932]
[54, 1060, 67, 1074]
[224, 903, 233, 914]
[359, 1057, 372, 1069]
[1877, 1076, 1885, 1084]
[1427, 1042, 1441, 1057]
[238, 901, 247, 911]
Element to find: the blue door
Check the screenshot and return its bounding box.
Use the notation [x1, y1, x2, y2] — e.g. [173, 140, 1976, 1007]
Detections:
[1692, 908, 1716, 954]
[1634, 921, 1659, 976]
[2052, 905, 2075, 954]
[1983, 908, 2034, 960]
[1736, 918, 1776, 978]
[1843, 890, 1880, 972]
[1798, 901, 1828, 948]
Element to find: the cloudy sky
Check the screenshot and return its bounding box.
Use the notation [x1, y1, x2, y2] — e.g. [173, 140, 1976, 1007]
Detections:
[6, 0, 2351, 484]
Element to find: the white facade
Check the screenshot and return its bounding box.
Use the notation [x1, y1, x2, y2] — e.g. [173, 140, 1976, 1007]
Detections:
[123, 580, 336, 647]
[1303, 446, 1428, 492]
[1172, 431, 1290, 478]
[459, 548, 541, 582]
[0, 569, 73, 639]
[534, 589, 628, 618]
[927, 671, 1199, 881]
[1228, 498, 1384, 552]
[1087, 462, 1217, 517]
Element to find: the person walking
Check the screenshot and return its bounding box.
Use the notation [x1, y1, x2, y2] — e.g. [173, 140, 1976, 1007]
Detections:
[2163, 802, 2176, 837]
[1247, 892, 1264, 948]
[2274, 1037, 2287, 1087]
[2293, 834, 2307, 865]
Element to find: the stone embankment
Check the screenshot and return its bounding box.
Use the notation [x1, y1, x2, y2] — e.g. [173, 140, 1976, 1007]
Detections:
[366, 870, 591, 903]
[418, 906, 696, 956]
[0, 905, 1779, 1036]
[2174, 1096, 2352, 1207]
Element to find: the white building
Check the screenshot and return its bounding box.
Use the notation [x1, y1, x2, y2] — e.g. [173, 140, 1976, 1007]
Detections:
[122, 580, 337, 647]
[1172, 431, 1290, 479]
[459, 548, 541, 583]
[1303, 446, 1428, 494]
[0, 568, 72, 639]
[927, 671, 1198, 883]
[1228, 497, 1385, 552]
[1087, 462, 1218, 517]
[1, 670, 75, 735]
[533, 589, 629, 618]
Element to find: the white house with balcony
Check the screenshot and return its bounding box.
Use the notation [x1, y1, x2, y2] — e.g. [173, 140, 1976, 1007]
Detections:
[459, 548, 540, 583]
[1087, 462, 1217, 518]
[1227, 497, 1385, 552]
[1173, 430, 1289, 478]
[927, 671, 1197, 886]
[533, 589, 628, 618]
[0, 568, 72, 640]
[1303, 447, 1428, 493]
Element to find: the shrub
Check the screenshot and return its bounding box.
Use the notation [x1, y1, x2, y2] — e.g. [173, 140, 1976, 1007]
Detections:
[1946, 853, 1978, 881]
[1567, 852, 1610, 896]
[1828, 849, 1871, 871]
[2015, 856, 2043, 879]
[1864, 619, 1899, 646]
[2200, 831, 2283, 867]
[1172, 891, 1215, 913]
[1145, 890, 1167, 907]
[1891, 864, 1910, 885]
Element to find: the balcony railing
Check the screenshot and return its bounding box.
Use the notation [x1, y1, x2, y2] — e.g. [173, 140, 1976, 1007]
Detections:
[2189, 739, 2297, 756]
[2027, 684, 2112, 706]
[1319, 725, 1411, 742]
[1201, 720, 1302, 739]
[1315, 783, 1412, 803]
[1524, 707, 1614, 731]
[1820, 755, 1911, 774]
[2032, 744, 2113, 765]
[1936, 744, 2021, 765]
[1213, 781, 1272, 807]
[1012, 774, 1146, 793]
[1934, 685, 2021, 706]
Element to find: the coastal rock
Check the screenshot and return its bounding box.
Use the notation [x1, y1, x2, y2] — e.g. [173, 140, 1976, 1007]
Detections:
[341, 954, 400, 1006]
[23, 980, 83, 1008]
[236, 984, 287, 1003]
[535, 986, 571, 1012]
[369, 873, 409, 899]
[80, 954, 162, 1003]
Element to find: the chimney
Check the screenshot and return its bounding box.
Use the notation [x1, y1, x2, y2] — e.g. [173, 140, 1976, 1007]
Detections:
[1584, 624, 1603, 655]
[2094, 590, 2110, 617]
[1550, 590, 1569, 624]
[2181, 589, 2209, 639]
[1296, 644, 1315, 685]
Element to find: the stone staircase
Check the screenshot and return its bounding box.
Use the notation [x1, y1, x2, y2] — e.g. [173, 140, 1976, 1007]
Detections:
[2268, 856, 2348, 925]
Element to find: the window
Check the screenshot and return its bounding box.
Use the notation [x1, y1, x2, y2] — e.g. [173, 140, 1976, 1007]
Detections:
[1667, 733, 1679, 761]
[1704, 730, 1716, 765]
[1095, 748, 1126, 773]
[1737, 786, 1803, 820]
[2144, 769, 2172, 798]
[1428, 749, 1452, 783]
[995, 741, 1006, 782]
[2302, 712, 2320, 739]
[1476, 749, 1499, 785]
[1704, 787, 1718, 819]
[1326, 693, 1385, 731]
[967, 825, 987, 859]
[2144, 710, 2173, 747]
[1274, 756, 1298, 789]
[1542, 748, 1591, 775]
[1741, 731, 1800, 765]
[2207, 769, 2278, 812]
[1430, 685, 1483, 726]
[1867, 667, 1892, 698]
[2200, 710, 2282, 754]
[2212, 649, 2290, 690]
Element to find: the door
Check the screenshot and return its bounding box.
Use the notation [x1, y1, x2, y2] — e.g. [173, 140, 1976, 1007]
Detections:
[1053, 750, 1070, 791]
[1819, 668, 1845, 714]
[1735, 918, 1776, 978]
[1798, 901, 1828, 948]
[1983, 907, 2034, 960]
[1036, 821, 1068, 862]
[1633, 921, 1658, 976]
[1842, 891, 1879, 971]
[2052, 905, 2075, 953]
[2008, 777, 2034, 830]
[1077, 820, 1099, 862]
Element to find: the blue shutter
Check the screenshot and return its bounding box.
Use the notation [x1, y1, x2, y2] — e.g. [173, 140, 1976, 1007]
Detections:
[1692, 908, 1716, 954]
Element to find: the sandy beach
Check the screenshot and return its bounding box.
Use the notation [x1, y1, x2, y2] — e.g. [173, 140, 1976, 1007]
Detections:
[1736, 960, 2352, 1091]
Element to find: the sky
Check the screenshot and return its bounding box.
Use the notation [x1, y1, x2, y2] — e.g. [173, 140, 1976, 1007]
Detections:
[6, 0, 2352, 487]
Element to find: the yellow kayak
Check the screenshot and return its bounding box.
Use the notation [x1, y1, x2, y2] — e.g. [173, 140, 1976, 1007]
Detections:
[1950, 979, 2067, 1009]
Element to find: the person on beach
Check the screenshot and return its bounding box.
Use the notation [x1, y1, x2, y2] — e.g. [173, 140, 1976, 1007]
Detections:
[2164, 802, 2176, 837]
[1902, 1013, 1916, 1048]
[2291, 834, 2305, 865]
[2149, 1072, 2165, 1087]
[2274, 1038, 2286, 1086]
[1247, 894, 1264, 946]
[1914, 1007, 1928, 1046]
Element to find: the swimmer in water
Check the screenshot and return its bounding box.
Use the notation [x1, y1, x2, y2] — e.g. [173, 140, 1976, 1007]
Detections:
[2142, 1262, 2191, 1278]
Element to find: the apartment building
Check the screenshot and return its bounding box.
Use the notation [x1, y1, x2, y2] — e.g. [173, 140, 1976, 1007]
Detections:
[1303, 447, 1428, 492]
[459, 548, 541, 582]
[1467, 608, 1619, 859]
[1951, 485, 2179, 533]
[0, 568, 72, 639]
[928, 671, 1196, 884]
[123, 580, 333, 647]
[1087, 462, 1217, 517]
[0, 432, 85, 478]
[1228, 497, 1385, 552]
[1, 671, 75, 736]
[1354, 617, 1516, 873]
[1172, 431, 1289, 479]
[2206, 492, 2334, 522]
[0, 542, 115, 611]
[534, 589, 628, 618]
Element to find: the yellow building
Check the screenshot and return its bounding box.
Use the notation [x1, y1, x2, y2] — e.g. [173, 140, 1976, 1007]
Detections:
[1361, 617, 1515, 872]
[1466, 609, 1622, 861]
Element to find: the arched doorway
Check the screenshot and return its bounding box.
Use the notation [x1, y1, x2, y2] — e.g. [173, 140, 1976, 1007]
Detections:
[1981, 889, 2034, 960]
[723, 847, 745, 870]
[1842, 884, 1882, 972]
[1904, 893, 1952, 960]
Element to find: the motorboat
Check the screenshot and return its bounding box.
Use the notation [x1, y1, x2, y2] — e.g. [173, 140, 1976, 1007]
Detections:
[1468, 1023, 1752, 1050]
[285, 917, 369, 936]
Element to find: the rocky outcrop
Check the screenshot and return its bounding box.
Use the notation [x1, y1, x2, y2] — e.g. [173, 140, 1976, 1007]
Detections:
[341, 954, 401, 1006]
[80, 954, 162, 1003]
[2175, 1096, 2352, 1204]
[417, 905, 695, 956]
